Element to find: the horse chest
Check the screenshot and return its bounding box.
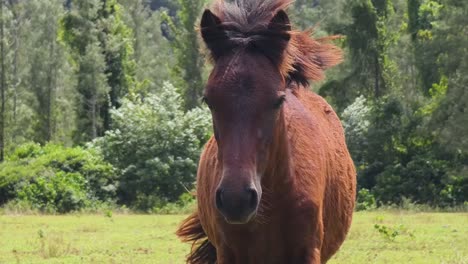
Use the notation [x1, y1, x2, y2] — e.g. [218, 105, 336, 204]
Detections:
[213, 205, 317, 264]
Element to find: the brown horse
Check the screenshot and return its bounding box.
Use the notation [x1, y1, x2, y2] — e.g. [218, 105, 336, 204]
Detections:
[177, 0, 356, 263]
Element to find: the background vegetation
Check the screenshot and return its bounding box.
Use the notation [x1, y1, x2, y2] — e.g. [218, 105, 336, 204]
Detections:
[0, 0, 466, 213]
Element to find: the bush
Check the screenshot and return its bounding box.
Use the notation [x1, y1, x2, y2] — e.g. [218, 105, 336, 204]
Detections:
[356, 188, 376, 211]
[16, 171, 88, 213]
[151, 193, 196, 215]
[0, 143, 117, 213]
[93, 82, 211, 210]
[373, 156, 452, 206]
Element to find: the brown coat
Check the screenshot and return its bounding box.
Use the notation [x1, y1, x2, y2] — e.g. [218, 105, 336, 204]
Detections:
[192, 87, 355, 264]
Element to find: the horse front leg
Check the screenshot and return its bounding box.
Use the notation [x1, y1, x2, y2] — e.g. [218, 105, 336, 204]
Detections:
[303, 220, 324, 264]
[292, 205, 324, 264]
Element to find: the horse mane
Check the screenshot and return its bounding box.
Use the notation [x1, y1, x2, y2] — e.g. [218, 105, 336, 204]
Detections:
[205, 0, 343, 86]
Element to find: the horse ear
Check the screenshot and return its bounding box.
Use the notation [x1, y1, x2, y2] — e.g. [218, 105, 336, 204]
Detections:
[268, 10, 291, 34]
[201, 9, 221, 31]
[200, 9, 231, 59]
[250, 10, 291, 66]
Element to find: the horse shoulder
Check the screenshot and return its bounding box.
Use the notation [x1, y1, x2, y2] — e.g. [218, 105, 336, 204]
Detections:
[289, 88, 356, 262]
[284, 87, 355, 210]
[283, 90, 329, 205]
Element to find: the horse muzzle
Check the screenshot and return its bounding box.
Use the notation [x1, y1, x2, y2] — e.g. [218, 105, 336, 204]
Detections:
[215, 186, 260, 224]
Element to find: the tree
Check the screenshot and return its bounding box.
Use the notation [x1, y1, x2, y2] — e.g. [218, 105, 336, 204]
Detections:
[61, 0, 136, 143]
[428, 0, 468, 154]
[292, 0, 349, 32]
[162, 0, 205, 109]
[119, 0, 173, 95]
[0, 0, 5, 161]
[320, 0, 399, 111]
[0, 0, 78, 150]
[97, 0, 136, 130]
[407, 0, 443, 95]
[26, 0, 68, 143]
[8, 0, 19, 132]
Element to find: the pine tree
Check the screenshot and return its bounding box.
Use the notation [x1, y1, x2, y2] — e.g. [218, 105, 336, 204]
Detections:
[0, 0, 5, 161]
[61, 0, 135, 143]
[162, 0, 205, 109]
[120, 0, 172, 95]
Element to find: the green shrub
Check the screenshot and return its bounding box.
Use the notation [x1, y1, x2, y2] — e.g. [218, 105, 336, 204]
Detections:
[151, 192, 196, 215]
[373, 156, 452, 206]
[9, 142, 44, 160]
[0, 143, 117, 213]
[93, 82, 211, 210]
[17, 172, 88, 213]
[373, 223, 415, 242]
[356, 188, 376, 211]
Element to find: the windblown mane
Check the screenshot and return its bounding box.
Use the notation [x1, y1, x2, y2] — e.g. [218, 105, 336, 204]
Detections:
[207, 0, 343, 85]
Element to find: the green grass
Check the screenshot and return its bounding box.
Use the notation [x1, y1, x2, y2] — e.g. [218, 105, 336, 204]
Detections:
[331, 212, 467, 264]
[0, 211, 466, 263]
[0, 215, 189, 264]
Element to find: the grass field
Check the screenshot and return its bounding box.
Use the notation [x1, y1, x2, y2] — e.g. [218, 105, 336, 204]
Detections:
[0, 211, 466, 264]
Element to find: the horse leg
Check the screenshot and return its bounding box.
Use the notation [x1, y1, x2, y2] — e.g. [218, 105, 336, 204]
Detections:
[292, 206, 324, 264]
[305, 220, 324, 264]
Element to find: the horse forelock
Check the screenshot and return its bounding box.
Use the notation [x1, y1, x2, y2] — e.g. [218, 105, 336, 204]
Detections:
[212, 0, 293, 28]
[207, 0, 343, 87]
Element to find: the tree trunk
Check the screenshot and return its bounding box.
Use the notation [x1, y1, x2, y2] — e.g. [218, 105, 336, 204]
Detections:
[45, 40, 55, 142]
[11, 3, 18, 127]
[91, 73, 98, 140]
[91, 93, 97, 140]
[374, 54, 380, 98]
[0, 0, 6, 162]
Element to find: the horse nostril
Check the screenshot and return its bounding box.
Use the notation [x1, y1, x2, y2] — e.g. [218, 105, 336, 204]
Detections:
[215, 189, 224, 210]
[246, 188, 258, 209]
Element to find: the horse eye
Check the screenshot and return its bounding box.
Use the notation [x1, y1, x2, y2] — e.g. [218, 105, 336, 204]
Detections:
[274, 95, 286, 109]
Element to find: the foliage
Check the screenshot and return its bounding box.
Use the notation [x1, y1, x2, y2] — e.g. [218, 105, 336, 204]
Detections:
[16, 171, 88, 214]
[319, 0, 400, 110]
[0, 0, 77, 151]
[373, 223, 414, 242]
[342, 96, 371, 169]
[151, 192, 196, 215]
[161, 0, 205, 109]
[0, 0, 466, 211]
[373, 223, 400, 241]
[344, 95, 467, 206]
[356, 188, 376, 211]
[94, 82, 211, 210]
[119, 0, 173, 95]
[60, 0, 137, 142]
[0, 143, 116, 213]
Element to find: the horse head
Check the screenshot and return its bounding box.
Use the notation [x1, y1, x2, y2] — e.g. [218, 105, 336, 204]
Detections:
[200, 7, 291, 224]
